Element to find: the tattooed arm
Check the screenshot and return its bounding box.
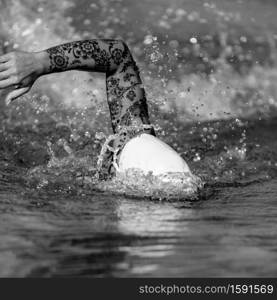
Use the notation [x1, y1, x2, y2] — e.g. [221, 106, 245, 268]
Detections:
[0, 39, 154, 134]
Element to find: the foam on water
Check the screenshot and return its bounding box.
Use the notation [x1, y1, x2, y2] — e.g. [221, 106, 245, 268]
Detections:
[1, 0, 277, 278]
[0, 0, 277, 199]
[25, 132, 203, 200]
[97, 169, 203, 200]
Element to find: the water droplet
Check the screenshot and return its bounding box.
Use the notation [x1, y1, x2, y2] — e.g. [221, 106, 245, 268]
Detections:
[190, 37, 198, 44]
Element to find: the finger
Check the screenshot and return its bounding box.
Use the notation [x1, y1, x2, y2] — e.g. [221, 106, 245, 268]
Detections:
[0, 62, 10, 72]
[5, 86, 30, 105]
[0, 77, 17, 89]
[0, 54, 11, 63]
[0, 70, 11, 80]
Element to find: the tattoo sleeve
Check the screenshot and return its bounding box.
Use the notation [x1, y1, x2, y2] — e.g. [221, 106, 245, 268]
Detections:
[45, 39, 155, 135]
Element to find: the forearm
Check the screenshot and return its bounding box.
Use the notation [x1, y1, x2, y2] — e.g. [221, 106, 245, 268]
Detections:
[36, 39, 152, 130]
[0, 37, 152, 115]
[36, 39, 128, 74]
[0, 37, 154, 134]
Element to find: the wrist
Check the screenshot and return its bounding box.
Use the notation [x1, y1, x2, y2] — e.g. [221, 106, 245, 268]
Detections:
[34, 51, 50, 75]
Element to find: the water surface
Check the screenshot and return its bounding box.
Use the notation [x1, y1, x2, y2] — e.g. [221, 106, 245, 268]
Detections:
[0, 0, 277, 277]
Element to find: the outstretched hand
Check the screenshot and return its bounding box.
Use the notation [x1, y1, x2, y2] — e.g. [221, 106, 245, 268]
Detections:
[0, 51, 44, 104]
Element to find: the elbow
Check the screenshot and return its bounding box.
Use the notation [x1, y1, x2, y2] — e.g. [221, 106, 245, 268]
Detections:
[118, 39, 128, 50]
[118, 39, 131, 58]
[109, 39, 132, 72]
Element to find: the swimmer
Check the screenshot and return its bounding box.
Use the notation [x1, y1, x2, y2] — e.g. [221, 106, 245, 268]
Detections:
[0, 39, 193, 181]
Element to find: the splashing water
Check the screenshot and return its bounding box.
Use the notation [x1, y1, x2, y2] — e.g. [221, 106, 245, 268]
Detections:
[0, 0, 277, 198]
[0, 0, 277, 277]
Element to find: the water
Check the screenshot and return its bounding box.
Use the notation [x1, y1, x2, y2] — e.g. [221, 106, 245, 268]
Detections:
[0, 0, 277, 277]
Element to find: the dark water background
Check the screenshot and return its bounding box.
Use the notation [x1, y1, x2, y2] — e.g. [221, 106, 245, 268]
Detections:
[0, 0, 277, 276]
